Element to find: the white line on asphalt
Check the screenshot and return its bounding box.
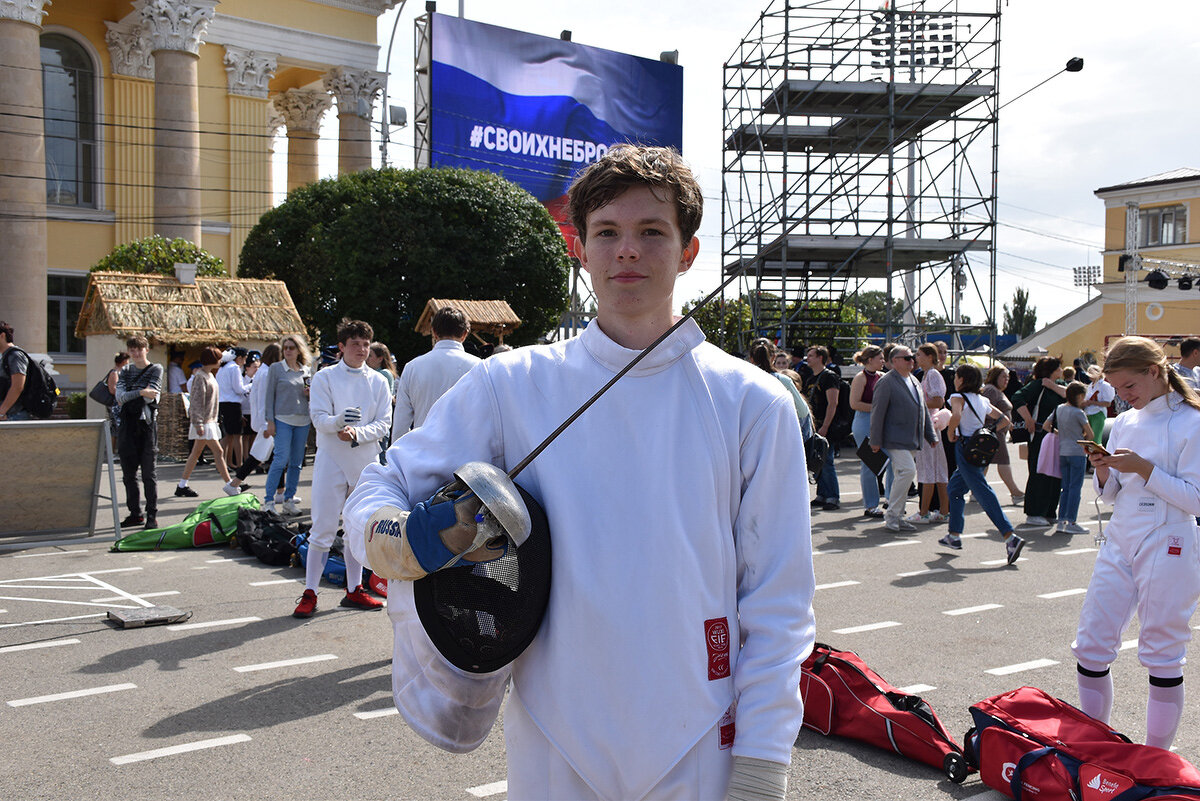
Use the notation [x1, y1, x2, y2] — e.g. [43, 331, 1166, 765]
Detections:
[90, 591, 180, 603]
[13, 550, 91, 558]
[233, 654, 337, 673]
[110, 734, 252, 765]
[248, 578, 300, 587]
[205, 556, 258, 563]
[168, 616, 261, 632]
[0, 613, 106, 629]
[812, 549, 848, 556]
[1121, 639, 1138, 650]
[0, 609, 5, 614]
[815, 580, 861, 591]
[466, 781, 509, 798]
[354, 708, 399, 720]
[1056, 548, 1097, 556]
[943, 603, 1004, 616]
[9, 682, 136, 707]
[899, 684, 936, 694]
[191, 566, 210, 570]
[986, 658, 1059, 676]
[980, 557, 1026, 566]
[897, 568, 949, 578]
[833, 621, 901, 634]
[961, 533, 990, 539]
[1038, 589, 1087, 599]
[0, 638, 80, 654]
[880, 540, 920, 548]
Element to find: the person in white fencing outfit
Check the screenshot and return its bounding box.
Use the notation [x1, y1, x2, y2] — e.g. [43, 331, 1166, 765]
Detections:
[343, 145, 816, 801]
[292, 320, 392, 619]
[391, 305, 481, 436]
[1073, 336, 1200, 750]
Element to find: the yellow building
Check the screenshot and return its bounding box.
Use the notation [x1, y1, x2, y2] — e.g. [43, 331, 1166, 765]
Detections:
[1001, 168, 1200, 367]
[0, 0, 396, 392]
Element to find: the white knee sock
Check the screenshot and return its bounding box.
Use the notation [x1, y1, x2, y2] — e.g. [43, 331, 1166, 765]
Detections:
[1146, 679, 1185, 750]
[305, 546, 328, 593]
[1077, 666, 1113, 723]
[344, 547, 364, 591]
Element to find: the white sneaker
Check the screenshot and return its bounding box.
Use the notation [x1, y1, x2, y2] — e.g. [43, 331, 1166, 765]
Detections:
[1062, 522, 1089, 535]
[264, 500, 276, 514]
[906, 512, 933, 524]
[927, 511, 946, 524]
[1022, 516, 1051, 527]
[222, 482, 240, 496]
[281, 499, 302, 516]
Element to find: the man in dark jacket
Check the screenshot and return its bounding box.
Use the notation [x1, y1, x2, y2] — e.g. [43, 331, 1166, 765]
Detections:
[116, 337, 163, 529]
[870, 345, 937, 531]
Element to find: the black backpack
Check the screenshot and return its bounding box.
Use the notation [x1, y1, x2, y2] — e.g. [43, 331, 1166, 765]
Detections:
[959, 395, 1000, 468]
[235, 508, 299, 566]
[1, 347, 59, 419]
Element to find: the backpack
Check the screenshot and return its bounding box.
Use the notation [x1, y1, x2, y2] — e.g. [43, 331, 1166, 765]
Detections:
[959, 394, 1000, 468]
[235, 507, 300, 566]
[1, 347, 59, 419]
[964, 686, 1200, 800]
[813, 367, 853, 443]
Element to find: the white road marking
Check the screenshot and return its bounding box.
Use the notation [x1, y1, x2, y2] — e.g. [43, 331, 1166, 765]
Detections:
[354, 708, 399, 720]
[13, 550, 92, 558]
[812, 549, 848, 556]
[110, 734, 251, 765]
[986, 658, 1059, 676]
[191, 566, 210, 571]
[9, 682, 137, 707]
[943, 604, 1004, 616]
[833, 621, 901, 634]
[899, 684, 936, 694]
[1038, 588, 1087, 599]
[980, 557, 1026, 566]
[0, 638, 80, 654]
[0, 613, 106, 629]
[205, 556, 257, 563]
[1056, 548, 1097, 556]
[233, 654, 337, 673]
[961, 533, 990, 539]
[90, 591, 180, 603]
[466, 781, 509, 798]
[815, 580, 861, 591]
[168, 616, 261, 631]
[249, 578, 300, 587]
[1121, 639, 1138, 650]
[897, 568, 949, 578]
[880, 540, 920, 548]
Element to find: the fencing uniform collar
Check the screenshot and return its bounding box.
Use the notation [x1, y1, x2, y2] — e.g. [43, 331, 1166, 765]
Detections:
[580, 318, 705, 376]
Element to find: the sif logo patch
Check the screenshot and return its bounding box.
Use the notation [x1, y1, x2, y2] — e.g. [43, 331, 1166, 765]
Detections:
[1079, 764, 1134, 800]
[1168, 536, 1184, 556]
[705, 617, 730, 680]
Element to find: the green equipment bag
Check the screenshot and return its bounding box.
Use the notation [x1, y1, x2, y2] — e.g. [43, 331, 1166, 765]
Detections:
[111, 494, 261, 551]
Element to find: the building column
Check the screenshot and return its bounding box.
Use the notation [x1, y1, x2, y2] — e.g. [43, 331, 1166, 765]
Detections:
[273, 89, 331, 192]
[323, 67, 384, 175]
[223, 45, 277, 274]
[105, 19, 156, 244]
[137, 0, 217, 244]
[0, 0, 50, 352]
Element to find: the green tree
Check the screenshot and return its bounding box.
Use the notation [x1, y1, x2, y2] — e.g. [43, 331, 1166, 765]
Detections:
[92, 235, 225, 276]
[783, 299, 869, 355]
[238, 168, 570, 363]
[682, 292, 753, 351]
[849, 289, 904, 328]
[1002, 287, 1038, 339]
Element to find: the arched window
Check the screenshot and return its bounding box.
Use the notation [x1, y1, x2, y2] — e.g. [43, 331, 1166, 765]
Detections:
[41, 33, 97, 207]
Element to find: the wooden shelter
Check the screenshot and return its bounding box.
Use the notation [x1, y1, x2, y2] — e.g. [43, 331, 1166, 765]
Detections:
[414, 298, 522, 343]
[75, 271, 305, 345]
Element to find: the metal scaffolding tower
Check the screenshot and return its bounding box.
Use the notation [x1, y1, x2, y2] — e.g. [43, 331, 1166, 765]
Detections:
[721, 0, 1001, 357]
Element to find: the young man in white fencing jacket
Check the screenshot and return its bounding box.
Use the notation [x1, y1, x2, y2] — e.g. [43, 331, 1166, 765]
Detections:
[344, 145, 816, 801]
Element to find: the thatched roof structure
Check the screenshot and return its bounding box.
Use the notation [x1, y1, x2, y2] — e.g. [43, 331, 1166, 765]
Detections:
[414, 298, 522, 342]
[74, 271, 305, 345]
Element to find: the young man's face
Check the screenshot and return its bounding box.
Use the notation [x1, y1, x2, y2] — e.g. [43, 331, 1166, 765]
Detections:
[127, 344, 148, 364]
[576, 185, 698, 339]
[805, 349, 824, 372]
[341, 336, 371, 369]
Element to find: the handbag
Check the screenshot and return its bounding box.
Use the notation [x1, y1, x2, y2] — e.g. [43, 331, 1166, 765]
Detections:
[1010, 388, 1044, 444]
[89, 375, 115, 406]
[1035, 418, 1062, 478]
[959, 395, 1000, 468]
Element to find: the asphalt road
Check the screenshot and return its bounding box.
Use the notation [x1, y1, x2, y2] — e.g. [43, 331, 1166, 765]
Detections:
[1, 450, 1190, 801]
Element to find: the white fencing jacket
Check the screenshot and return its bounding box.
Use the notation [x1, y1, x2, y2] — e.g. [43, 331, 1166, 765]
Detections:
[392, 340, 481, 435]
[345, 319, 816, 800]
[309, 360, 394, 479]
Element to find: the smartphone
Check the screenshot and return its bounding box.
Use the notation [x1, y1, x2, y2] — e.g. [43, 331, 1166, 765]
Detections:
[1079, 440, 1110, 456]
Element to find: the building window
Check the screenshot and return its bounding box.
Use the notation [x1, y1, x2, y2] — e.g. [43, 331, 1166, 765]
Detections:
[1137, 205, 1187, 248]
[47, 273, 87, 355]
[41, 33, 97, 207]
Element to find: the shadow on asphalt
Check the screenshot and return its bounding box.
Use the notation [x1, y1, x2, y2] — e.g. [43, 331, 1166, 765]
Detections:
[793, 728, 994, 798]
[141, 659, 393, 738]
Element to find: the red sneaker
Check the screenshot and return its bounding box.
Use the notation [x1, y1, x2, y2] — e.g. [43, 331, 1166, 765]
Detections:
[293, 589, 317, 618]
[367, 571, 388, 598]
[341, 584, 384, 610]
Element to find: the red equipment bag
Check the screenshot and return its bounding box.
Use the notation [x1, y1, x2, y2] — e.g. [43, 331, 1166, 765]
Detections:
[800, 643, 970, 782]
[965, 686, 1200, 800]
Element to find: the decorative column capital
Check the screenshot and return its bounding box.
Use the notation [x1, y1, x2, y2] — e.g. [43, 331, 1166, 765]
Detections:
[223, 45, 277, 98]
[323, 67, 384, 120]
[0, 0, 51, 26]
[273, 89, 332, 135]
[105, 21, 155, 80]
[135, 0, 218, 55]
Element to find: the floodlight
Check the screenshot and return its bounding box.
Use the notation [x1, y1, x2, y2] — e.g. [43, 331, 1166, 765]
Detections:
[660, 50, 679, 64]
[1179, 276, 1194, 291]
[560, 30, 571, 41]
[1146, 270, 1169, 290]
[1066, 57, 1084, 72]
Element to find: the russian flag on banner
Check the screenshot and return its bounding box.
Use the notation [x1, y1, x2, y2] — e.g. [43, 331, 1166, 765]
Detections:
[429, 14, 684, 241]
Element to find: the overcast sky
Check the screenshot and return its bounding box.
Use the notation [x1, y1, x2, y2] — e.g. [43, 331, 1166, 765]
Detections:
[291, 0, 1200, 335]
